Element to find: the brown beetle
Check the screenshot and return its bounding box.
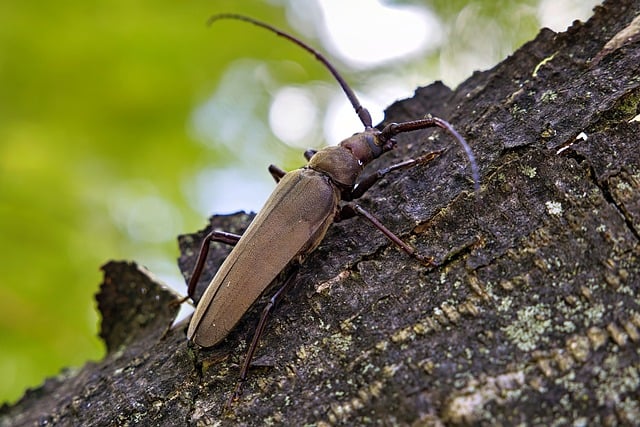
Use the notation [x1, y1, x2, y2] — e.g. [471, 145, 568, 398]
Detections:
[185, 14, 479, 401]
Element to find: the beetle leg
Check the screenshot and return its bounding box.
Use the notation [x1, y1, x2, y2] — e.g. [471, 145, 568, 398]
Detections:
[339, 203, 434, 266]
[304, 148, 317, 160]
[186, 231, 242, 301]
[228, 270, 299, 406]
[268, 164, 287, 183]
[348, 149, 444, 200]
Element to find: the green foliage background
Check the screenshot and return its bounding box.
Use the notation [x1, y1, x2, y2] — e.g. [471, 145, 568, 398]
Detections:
[0, 0, 596, 403]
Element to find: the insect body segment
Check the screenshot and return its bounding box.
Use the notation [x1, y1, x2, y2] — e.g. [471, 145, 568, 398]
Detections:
[185, 13, 480, 403]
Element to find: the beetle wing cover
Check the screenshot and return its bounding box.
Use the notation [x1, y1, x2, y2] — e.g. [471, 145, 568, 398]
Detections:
[188, 168, 340, 347]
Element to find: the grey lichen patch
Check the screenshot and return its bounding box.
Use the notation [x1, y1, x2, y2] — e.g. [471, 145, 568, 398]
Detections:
[617, 396, 640, 424]
[323, 332, 352, 356]
[594, 354, 640, 406]
[582, 302, 605, 324]
[442, 371, 525, 425]
[497, 295, 513, 313]
[521, 164, 538, 178]
[502, 303, 552, 351]
[545, 200, 563, 216]
[326, 380, 385, 425]
[540, 89, 559, 103]
[510, 104, 527, 120]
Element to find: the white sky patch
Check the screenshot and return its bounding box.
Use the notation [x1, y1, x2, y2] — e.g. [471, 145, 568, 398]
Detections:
[537, 0, 600, 32]
[269, 86, 318, 148]
[316, 0, 442, 68]
[189, 167, 274, 215]
[324, 91, 384, 145]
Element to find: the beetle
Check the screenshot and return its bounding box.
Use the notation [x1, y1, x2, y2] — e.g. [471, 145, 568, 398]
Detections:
[185, 13, 480, 401]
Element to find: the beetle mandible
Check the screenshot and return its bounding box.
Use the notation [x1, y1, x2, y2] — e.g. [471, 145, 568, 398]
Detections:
[185, 13, 480, 401]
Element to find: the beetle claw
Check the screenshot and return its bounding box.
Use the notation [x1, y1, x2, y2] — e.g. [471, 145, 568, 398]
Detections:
[223, 380, 245, 411]
[416, 254, 436, 267]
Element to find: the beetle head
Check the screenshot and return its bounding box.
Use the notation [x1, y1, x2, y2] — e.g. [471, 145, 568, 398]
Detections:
[339, 127, 395, 165]
[307, 127, 397, 189]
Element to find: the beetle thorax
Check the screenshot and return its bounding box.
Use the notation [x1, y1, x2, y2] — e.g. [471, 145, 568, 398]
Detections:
[307, 128, 391, 188]
[307, 145, 362, 188]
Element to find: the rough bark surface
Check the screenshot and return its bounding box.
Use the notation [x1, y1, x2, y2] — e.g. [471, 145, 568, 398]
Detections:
[2, 1, 640, 425]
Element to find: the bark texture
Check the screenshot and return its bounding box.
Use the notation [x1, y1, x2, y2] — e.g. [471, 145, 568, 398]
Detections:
[2, 1, 640, 425]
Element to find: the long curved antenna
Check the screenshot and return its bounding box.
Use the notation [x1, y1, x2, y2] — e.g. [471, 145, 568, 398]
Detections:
[380, 117, 480, 192]
[208, 13, 373, 129]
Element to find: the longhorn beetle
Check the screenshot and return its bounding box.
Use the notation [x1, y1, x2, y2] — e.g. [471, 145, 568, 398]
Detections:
[185, 14, 480, 403]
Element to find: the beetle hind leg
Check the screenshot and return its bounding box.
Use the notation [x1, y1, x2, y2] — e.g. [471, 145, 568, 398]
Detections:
[348, 149, 444, 200]
[186, 230, 242, 301]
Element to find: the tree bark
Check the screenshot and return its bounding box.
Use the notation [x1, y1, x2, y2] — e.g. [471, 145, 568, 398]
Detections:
[2, 0, 640, 425]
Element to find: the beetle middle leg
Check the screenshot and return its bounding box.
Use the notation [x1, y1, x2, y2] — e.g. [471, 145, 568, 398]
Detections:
[349, 149, 445, 200]
[336, 149, 447, 266]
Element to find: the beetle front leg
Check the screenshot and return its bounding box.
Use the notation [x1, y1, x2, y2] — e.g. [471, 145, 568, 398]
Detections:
[268, 148, 317, 183]
[338, 203, 434, 266]
[304, 148, 317, 160]
[348, 149, 444, 200]
[268, 164, 287, 183]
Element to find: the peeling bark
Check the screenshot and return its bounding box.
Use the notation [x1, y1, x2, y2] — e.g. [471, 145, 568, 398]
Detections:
[2, 1, 640, 425]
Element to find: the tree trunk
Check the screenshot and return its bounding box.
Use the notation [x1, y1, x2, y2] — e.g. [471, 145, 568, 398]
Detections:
[2, 1, 640, 425]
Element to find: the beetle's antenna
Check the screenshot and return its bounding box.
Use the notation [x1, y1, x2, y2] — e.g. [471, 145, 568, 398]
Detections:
[208, 13, 373, 129]
[380, 117, 480, 192]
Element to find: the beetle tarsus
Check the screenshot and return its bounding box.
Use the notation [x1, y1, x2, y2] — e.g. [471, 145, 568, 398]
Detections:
[415, 254, 436, 267]
[224, 380, 244, 410]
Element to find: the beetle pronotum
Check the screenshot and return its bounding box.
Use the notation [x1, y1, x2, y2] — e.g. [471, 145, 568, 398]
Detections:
[185, 14, 479, 403]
